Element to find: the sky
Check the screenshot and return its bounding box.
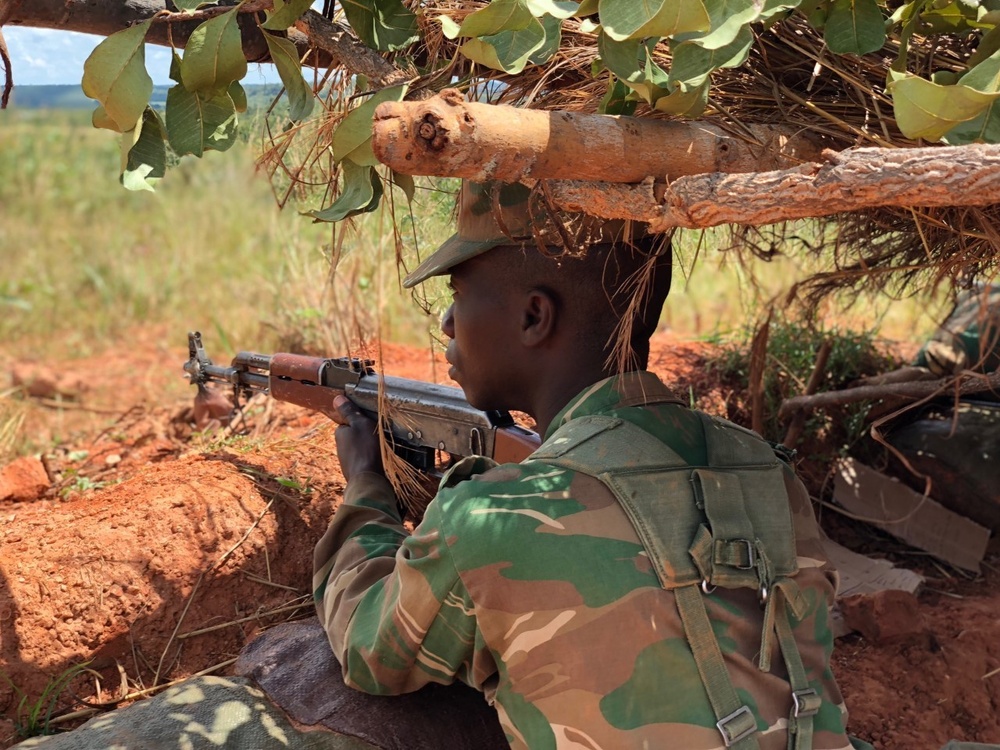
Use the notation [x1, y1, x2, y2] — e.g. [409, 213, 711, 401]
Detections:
[3, 26, 282, 87]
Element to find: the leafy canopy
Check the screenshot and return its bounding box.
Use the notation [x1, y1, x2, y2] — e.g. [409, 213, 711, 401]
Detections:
[81, 0, 1000, 216]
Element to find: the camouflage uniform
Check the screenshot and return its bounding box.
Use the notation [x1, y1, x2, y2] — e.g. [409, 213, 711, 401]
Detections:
[913, 284, 1000, 376]
[314, 371, 853, 750]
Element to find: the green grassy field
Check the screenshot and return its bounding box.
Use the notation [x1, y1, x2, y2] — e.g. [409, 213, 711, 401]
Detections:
[0, 107, 946, 458]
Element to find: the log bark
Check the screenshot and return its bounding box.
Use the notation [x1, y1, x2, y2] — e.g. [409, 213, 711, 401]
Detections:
[0, 1, 406, 86]
[370, 92, 1000, 230]
[552, 144, 1000, 229]
[372, 89, 824, 184]
[539, 143, 1000, 230]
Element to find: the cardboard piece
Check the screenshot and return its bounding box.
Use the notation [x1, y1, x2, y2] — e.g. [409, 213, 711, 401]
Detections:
[833, 458, 991, 573]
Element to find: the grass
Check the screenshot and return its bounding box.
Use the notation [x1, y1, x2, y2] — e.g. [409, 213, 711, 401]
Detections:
[0, 107, 948, 462]
[1, 662, 92, 739]
[707, 317, 899, 447]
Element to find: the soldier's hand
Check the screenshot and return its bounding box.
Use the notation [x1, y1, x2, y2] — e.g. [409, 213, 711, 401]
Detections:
[331, 395, 384, 481]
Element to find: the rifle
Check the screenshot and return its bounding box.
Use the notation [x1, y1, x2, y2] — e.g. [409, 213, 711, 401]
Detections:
[183, 331, 541, 471]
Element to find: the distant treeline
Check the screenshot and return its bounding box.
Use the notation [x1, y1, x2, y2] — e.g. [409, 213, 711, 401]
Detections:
[10, 84, 285, 111]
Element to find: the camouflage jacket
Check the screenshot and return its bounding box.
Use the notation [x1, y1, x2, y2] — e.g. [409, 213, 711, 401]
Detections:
[913, 284, 1000, 376]
[314, 372, 853, 750]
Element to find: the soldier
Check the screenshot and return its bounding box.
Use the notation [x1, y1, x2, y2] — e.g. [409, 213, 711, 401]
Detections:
[315, 180, 858, 750]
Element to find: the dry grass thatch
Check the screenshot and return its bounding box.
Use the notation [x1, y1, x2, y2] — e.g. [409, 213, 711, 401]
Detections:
[261, 5, 1000, 307]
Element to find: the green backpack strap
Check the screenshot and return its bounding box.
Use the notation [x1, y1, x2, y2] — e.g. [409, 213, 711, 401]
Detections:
[530, 416, 762, 749]
[528, 413, 820, 750]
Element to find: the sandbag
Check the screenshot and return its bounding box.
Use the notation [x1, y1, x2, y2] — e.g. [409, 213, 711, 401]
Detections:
[12, 675, 368, 750]
[886, 399, 1000, 531]
[233, 617, 509, 750]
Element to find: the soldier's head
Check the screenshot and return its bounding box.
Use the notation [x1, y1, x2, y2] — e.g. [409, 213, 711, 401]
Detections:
[404, 180, 671, 416]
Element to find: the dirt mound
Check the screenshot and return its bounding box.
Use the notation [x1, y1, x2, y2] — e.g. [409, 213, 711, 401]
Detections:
[1, 330, 998, 748]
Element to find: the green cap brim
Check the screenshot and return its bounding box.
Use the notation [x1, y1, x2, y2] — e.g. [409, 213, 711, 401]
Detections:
[402, 234, 507, 289]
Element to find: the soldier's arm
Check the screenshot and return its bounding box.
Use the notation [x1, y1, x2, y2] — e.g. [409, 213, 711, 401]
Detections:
[313, 475, 494, 694]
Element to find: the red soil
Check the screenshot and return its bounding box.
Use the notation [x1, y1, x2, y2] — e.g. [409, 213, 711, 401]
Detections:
[0, 327, 997, 748]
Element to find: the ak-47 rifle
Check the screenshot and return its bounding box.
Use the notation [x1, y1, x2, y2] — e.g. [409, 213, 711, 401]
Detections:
[183, 331, 541, 471]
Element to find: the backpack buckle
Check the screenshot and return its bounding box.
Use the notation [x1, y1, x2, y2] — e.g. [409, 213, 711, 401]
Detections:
[792, 688, 821, 718]
[732, 538, 756, 570]
[716, 704, 756, 747]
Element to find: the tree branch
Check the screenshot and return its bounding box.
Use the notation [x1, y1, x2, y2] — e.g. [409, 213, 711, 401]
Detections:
[0, 0, 408, 83]
[778, 368, 1000, 421]
[372, 89, 823, 184]
[293, 12, 410, 88]
[546, 144, 1000, 230]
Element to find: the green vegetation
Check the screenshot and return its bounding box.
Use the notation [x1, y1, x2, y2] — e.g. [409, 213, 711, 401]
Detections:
[707, 319, 899, 451]
[0, 109, 943, 357]
[1, 662, 92, 739]
[0, 109, 453, 363]
[0, 109, 945, 463]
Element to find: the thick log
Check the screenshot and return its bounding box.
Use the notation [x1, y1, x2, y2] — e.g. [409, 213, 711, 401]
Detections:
[548, 144, 1000, 230]
[372, 89, 823, 184]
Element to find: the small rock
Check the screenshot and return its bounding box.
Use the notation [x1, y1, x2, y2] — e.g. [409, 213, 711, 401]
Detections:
[840, 589, 926, 643]
[10, 362, 88, 400]
[105, 453, 122, 466]
[0, 456, 50, 502]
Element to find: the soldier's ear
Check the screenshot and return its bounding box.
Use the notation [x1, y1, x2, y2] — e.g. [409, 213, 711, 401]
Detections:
[520, 288, 557, 347]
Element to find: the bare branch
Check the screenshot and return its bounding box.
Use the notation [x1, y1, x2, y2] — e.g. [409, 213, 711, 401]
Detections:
[372, 89, 823, 184]
[778, 368, 1000, 421]
[0, 0, 408, 82]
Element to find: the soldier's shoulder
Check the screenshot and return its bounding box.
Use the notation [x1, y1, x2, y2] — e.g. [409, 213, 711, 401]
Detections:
[433, 458, 579, 514]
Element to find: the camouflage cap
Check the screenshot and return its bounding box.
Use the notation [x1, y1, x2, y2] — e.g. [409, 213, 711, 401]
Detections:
[402, 180, 646, 288]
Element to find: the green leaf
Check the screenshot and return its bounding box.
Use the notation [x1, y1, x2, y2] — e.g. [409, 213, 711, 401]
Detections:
[825, 0, 887, 55]
[342, 0, 420, 51]
[263, 31, 315, 122]
[169, 50, 183, 84]
[309, 162, 383, 222]
[943, 98, 1000, 143]
[678, 0, 760, 50]
[229, 80, 248, 113]
[961, 47, 1000, 93]
[526, 0, 580, 19]
[332, 83, 408, 163]
[172, 0, 218, 11]
[598, 76, 638, 114]
[82, 20, 153, 132]
[598, 33, 670, 103]
[759, 0, 805, 23]
[458, 0, 535, 37]
[459, 18, 547, 73]
[180, 8, 248, 94]
[669, 25, 752, 88]
[122, 107, 167, 192]
[576, 0, 600, 15]
[918, 1, 980, 33]
[967, 25, 1000, 69]
[392, 171, 416, 203]
[165, 85, 239, 157]
[529, 14, 563, 64]
[941, 47, 1000, 142]
[439, 14, 463, 39]
[889, 72, 999, 140]
[652, 80, 710, 115]
[262, 0, 315, 30]
[598, 0, 710, 41]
